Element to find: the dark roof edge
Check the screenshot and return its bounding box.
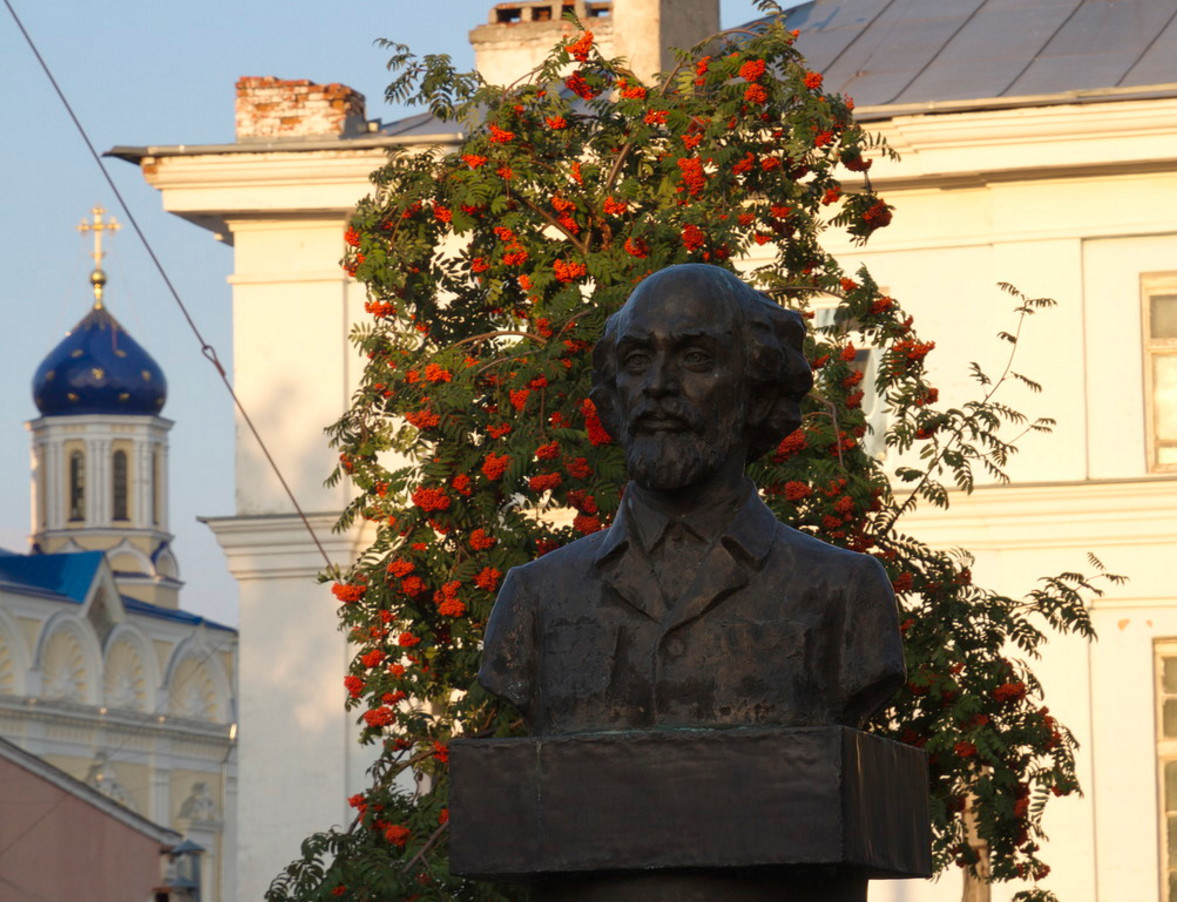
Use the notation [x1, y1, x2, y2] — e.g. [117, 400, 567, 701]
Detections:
[197, 511, 343, 523]
[0, 580, 73, 603]
[0, 737, 182, 845]
[122, 595, 237, 634]
[854, 82, 1177, 122]
[106, 132, 465, 164]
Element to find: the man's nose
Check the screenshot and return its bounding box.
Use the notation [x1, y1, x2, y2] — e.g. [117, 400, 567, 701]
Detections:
[643, 358, 678, 398]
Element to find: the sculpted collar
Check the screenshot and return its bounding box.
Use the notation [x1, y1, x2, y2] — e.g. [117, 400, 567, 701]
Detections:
[593, 478, 777, 569]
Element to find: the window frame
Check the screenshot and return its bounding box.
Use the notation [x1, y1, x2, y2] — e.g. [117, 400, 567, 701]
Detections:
[112, 450, 128, 521]
[1156, 641, 1177, 902]
[811, 298, 888, 462]
[68, 449, 85, 522]
[1142, 274, 1177, 472]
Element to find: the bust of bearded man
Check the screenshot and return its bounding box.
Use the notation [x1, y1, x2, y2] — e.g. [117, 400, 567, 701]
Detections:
[479, 263, 905, 737]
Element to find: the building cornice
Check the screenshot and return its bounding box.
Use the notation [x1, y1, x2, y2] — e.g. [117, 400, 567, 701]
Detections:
[899, 476, 1177, 553]
[862, 95, 1177, 189]
[107, 133, 462, 163]
[118, 142, 462, 241]
[200, 512, 373, 581]
[855, 82, 1177, 122]
[0, 694, 234, 744]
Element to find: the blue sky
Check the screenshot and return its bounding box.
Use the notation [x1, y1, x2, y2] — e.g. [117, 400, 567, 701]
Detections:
[0, 0, 771, 626]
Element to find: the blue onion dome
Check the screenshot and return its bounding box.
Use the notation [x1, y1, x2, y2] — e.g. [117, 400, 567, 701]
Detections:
[32, 271, 167, 416]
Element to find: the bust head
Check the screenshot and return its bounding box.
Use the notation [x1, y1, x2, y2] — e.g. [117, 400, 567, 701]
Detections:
[590, 264, 812, 493]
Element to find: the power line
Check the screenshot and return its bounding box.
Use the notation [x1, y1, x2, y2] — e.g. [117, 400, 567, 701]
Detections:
[2, 0, 333, 570]
[0, 623, 237, 866]
[0, 0, 348, 879]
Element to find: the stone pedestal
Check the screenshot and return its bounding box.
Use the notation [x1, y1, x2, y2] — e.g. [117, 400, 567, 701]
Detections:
[450, 726, 930, 900]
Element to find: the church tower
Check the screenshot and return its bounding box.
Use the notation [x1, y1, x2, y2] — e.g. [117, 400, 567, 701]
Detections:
[27, 207, 180, 608]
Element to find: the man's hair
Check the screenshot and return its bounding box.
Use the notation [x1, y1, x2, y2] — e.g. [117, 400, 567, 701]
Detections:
[590, 264, 814, 462]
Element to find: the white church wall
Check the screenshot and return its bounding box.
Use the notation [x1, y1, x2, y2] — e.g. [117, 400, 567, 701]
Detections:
[205, 510, 378, 898]
[227, 217, 362, 515]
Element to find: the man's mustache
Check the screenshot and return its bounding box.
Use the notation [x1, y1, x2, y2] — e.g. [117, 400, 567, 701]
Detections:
[626, 401, 705, 435]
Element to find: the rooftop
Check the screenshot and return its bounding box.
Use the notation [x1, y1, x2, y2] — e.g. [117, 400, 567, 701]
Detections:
[762, 0, 1177, 111]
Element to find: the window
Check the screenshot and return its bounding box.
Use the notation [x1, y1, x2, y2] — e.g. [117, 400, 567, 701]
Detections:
[812, 302, 888, 461]
[68, 450, 85, 521]
[152, 448, 161, 526]
[112, 451, 128, 521]
[35, 448, 46, 528]
[1157, 644, 1177, 900]
[1143, 276, 1177, 470]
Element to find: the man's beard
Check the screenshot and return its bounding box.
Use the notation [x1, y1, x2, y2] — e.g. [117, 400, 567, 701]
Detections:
[622, 400, 742, 491]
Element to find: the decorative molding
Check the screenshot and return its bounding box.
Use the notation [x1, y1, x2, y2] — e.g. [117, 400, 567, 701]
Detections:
[177, 779, 222, 826]
[36, 617, 99, 706]
[202, 512, 371, 580]
[899, 477, 1177, 552]
[84, 749, 136, 810]
[163, 635, 233, 724]
[103, 634, 151, 712]
[861, 96, 1177, 188]
[0, 609, 30, 697]
[0, 695, 234, 744]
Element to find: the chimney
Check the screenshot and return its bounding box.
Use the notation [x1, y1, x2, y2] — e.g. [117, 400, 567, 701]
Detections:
[235, 77, 367, 142]
[469, 0, 719, 87]
[612, 0, 719, 84]
[470, 1, 616, 87]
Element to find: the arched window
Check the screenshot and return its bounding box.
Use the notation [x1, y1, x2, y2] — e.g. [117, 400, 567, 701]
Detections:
[112, 451, 128, 521]
[69, 450, 85, 521]
[152, 449, 160, 526]
[35, 448, 46, 528]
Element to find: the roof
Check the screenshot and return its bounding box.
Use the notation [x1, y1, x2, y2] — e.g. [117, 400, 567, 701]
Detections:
[761, 0, 1177, 111]
[0, 549, 235, 633]
[378, 110, 464, 140]
[0, 737, 181, 846]
[0, 550, 104, 603]
[106, 0, 1177, 169]
[32, 302, 167, 417]
[122, 595, 236, 633]
[106, 116, 464, 164]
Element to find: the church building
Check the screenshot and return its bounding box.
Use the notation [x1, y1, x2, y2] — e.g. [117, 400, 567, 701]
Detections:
[0, 208, 238, 902]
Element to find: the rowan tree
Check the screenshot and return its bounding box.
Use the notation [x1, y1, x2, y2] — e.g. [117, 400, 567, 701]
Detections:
[267, 7, 1118, 900]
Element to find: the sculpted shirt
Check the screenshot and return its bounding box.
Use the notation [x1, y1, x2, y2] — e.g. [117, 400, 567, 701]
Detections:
[479, 482, 905, 735]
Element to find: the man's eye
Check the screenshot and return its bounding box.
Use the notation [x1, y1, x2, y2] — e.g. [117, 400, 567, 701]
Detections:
[683, 350, 713, 368]
[623, 352, 651, 372]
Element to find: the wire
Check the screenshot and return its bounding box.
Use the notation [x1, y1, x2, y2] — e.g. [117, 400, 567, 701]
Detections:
[0, 2, 340, 884]
[0, 625, 237, 866]
[2, 0, 333, 570]
[0, 869, 58, 902]
[1116, 2, 1177, 88]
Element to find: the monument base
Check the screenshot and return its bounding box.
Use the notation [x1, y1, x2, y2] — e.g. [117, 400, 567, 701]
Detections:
[451, 725, 930, 898]
[529, 868, 866, 901]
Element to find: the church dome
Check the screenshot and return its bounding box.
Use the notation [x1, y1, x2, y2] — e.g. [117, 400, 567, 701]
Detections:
[32, 272, 167, 417]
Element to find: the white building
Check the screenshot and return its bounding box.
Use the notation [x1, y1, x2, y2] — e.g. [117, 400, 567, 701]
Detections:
[0, 215, 238, 901]
[117, 0, 1177, 899]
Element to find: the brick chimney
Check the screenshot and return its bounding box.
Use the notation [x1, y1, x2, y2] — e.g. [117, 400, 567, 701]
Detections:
[235, 77, 367, 142]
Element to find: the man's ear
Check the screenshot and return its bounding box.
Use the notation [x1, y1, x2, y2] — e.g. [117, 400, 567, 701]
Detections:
[747, 388, 774, 430]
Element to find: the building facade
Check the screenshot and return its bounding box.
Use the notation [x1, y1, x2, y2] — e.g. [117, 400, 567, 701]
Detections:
[0, 221, 238, 901]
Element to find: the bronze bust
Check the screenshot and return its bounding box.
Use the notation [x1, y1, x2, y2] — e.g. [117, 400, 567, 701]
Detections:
[479, 264, 905, 735]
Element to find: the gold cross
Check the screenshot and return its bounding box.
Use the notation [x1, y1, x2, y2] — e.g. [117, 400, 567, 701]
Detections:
[78, 206, 120, 308]
[78, 205, 120, 269]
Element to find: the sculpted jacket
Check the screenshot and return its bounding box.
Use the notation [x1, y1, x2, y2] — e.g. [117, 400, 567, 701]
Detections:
[479, 483, 906, 736]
